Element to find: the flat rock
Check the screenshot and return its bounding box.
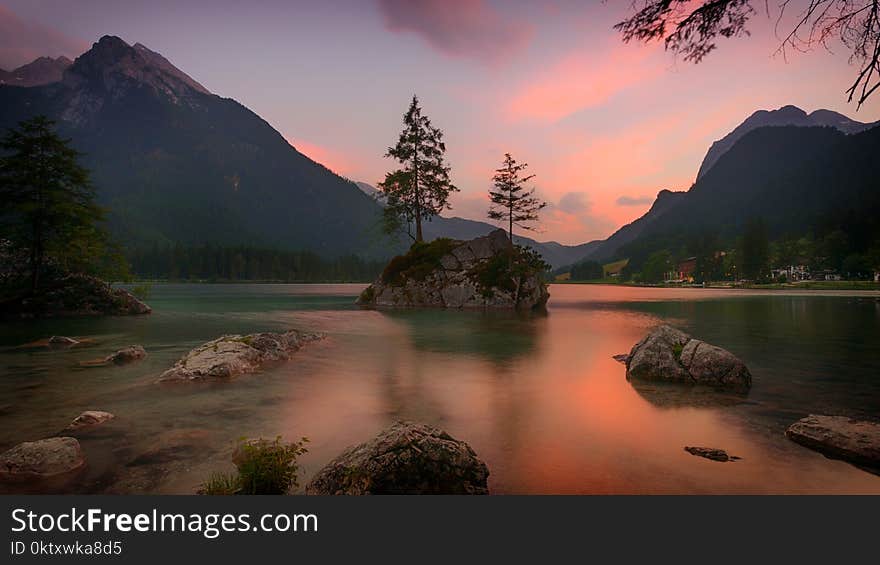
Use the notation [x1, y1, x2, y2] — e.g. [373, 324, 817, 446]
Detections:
[48, 336, 79, 347]
[305, 421, 489, 495]
[157, 330, 324, 382]
[684, 446, 740, 462]
[64, 410, 115, 433]
[625, 325, 751, 391]
[786, 415, 880, 470]
[0, 437, 86, 484]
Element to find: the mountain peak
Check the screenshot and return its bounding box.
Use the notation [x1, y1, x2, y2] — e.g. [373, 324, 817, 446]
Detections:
[0, 55, 73, 87]
[697, 104, 879, 179]
[63, 35, 210, 102]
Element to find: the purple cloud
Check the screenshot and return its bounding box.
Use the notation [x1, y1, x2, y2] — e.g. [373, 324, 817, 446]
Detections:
[377, 0, 533, 64]
[616, 195, 653, 207]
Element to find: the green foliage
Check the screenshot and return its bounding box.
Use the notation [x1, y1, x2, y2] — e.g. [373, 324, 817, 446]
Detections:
[672, 343, 684, 360]
[569, 260, 604, 281]
[640, 250, 672, 283]
[199, 472, 240, 495]
[235, 437, 308, 495]
[378, 95, 458, 241]
[0, 116, 127, 290]
[380, 238, 457, 286]
[469, 245, 549, 297]
[488, 153, 546, 243]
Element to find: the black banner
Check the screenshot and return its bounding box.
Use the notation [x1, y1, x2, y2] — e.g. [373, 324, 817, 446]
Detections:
[0, 496, 876, 563]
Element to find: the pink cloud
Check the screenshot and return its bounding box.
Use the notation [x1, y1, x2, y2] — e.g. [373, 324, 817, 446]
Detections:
[286, 136, 356, 177]
[505, 42, 663, 123]
[0, 5, 87, 69]
[377, 0, 533, 65]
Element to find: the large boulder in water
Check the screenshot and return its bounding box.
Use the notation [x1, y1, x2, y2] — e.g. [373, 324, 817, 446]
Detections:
[0, 437, 86, 487]
[625, 325, 751, 391]
[786, 415, 880, 471]
[305, 421, 490, 495]
[157, 330, 324, 382]
[357, 229, 549, 310]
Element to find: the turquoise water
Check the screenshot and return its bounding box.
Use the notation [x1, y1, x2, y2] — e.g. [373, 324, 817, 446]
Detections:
[1, 283, 879, 494]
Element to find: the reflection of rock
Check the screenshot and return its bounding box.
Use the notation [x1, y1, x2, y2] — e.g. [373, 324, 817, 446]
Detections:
[629, 380, 747, 409]
[626, 325, 751, 391]
[0, 437, 86, 487]
[157, 330, 324, 382]
[684, 446, 740, 462]
[786, 415, 880, 471]
[381, 308, 542, 365]
[306, 422, 489, 495]
[63, 410, 115, 433]
[80, 345, 147, 367]
[358, 230, 549, 310]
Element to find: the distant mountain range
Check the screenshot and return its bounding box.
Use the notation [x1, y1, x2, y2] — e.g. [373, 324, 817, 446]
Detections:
[0, 56, 72, 87]
[0, 37, 597, 268]
[2, 41, 876, 273]
[353, 182, 601, 268]
[559, 104, 880, 272]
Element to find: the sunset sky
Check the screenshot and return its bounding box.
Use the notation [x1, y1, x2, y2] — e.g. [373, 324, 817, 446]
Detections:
[2, 0, 879, 245]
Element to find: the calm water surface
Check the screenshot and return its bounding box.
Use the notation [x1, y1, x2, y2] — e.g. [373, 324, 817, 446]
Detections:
[1, 283, 879, 494]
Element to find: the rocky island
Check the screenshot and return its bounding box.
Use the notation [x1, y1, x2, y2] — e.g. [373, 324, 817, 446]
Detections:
[357, 229, 549, 310]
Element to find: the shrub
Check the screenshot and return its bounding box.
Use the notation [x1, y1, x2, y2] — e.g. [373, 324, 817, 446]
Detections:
[200, 436, 309, 495]
[380, 238, 458, 286]
[233, 436, 309, 495]
[469, 245, 549, 297]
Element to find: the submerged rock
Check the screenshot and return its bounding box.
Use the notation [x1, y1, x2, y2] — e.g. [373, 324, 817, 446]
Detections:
[625, 325, 751, 391]
[48, 335, 79, 347]
[80, 345, 146, 367]
[0, 437, 86, 486]
[357, 229, 549, 310]
[684, 446, 740, 462]
[63, 410, 115, 433]
[157, 330, 324, 382]
[786, 415, 880, 471]
[305, 421, 490, 495]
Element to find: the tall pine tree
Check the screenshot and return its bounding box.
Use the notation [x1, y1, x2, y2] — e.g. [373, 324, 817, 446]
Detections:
[0, 116, 123, 291]
[378, 96, 457, 242]
[488, 153, 546, 249]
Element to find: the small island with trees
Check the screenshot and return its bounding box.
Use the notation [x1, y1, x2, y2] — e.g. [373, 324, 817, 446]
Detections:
[358, 97, 550, 310]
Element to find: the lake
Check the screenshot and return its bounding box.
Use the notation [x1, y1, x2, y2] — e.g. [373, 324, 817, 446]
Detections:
[1, 283, 879, 494]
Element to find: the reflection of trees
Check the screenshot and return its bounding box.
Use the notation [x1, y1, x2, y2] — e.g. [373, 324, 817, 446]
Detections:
[380, 309, 544, 366]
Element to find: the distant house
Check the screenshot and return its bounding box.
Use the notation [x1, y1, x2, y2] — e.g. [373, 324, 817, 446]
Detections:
[664, 257, 698, 283]
[555, 272, 571, 282]
[812, 270, 842, 281]
[771, 265, 810, 281]
[874, 270, 879, 283]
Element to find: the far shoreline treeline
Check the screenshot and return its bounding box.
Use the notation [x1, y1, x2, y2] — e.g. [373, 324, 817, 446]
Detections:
[125, 244, 386, 284]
